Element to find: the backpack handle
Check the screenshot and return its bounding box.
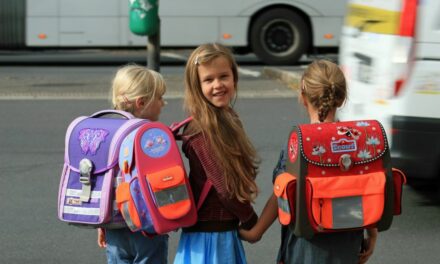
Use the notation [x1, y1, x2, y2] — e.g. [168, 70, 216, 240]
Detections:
[170, 117, 193, 139]
[90, 110, 135, 119]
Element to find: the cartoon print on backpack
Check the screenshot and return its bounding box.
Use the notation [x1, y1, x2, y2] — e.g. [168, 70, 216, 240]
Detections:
[140, 128, 171, 158]
[78, 128, 109, 155]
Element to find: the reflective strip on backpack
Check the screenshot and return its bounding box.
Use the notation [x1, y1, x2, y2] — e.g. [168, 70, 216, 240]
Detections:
[332, 196, 364, 229]
[277, 196, 291, 214]
[121, 202, 138, 231]
[154, 184, 189, 207]
[66, 189, 101, 199]
[63, 206, 100, 216]
[113, 200, 118, 212]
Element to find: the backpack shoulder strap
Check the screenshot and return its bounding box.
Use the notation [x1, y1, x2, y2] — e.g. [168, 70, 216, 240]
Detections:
[170, 116, 193, 139]
[197, 180, 213, 210]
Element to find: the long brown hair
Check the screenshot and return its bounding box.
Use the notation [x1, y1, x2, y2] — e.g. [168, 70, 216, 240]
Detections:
[301, 60, 347, 122]
[184, 43, 259, 203]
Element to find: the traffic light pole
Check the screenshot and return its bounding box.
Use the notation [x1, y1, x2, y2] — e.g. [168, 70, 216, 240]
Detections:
[147, 19, 160, 72]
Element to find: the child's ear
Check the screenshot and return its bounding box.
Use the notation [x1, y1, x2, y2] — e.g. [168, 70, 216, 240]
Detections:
[299, 92, 308, 108]
[134, 97, 145, 111]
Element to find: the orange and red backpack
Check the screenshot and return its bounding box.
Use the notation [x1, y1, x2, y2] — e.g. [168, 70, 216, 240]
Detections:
[274, 120, 406, 239]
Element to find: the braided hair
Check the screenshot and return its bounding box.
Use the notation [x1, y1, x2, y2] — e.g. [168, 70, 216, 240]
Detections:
[301, 60, 347, 122]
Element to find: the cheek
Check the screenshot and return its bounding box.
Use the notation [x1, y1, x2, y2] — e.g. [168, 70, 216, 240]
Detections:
[229, 80, 237, 92]
[201, 85, 211, 99]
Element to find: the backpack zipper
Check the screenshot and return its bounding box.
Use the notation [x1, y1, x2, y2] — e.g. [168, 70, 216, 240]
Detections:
[318, 198, 324, 231]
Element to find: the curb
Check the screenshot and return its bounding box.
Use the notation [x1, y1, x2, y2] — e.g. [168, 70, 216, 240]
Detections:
[262, 67, 302, 92]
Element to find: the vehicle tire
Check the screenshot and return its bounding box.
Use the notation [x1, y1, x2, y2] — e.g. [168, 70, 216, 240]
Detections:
[250, 8, 310, 65]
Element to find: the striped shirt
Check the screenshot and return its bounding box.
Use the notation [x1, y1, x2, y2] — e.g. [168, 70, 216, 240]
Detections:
[182, 130, 257, 232]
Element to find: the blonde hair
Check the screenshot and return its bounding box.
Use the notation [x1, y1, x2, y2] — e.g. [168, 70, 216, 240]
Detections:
[184, 43, 259, 203]
[111, 64, 166, 113]
[301, 60, 347, 122]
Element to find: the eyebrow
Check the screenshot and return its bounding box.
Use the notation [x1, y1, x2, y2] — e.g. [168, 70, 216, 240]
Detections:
[201, 71, 231, 78]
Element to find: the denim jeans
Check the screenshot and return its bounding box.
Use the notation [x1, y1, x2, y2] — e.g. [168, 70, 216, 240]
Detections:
[105, 228, 168, 264]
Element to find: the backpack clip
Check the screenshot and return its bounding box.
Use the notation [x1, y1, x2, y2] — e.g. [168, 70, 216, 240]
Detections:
[339, 154, 353, 171]
[79, 158, 93, 202]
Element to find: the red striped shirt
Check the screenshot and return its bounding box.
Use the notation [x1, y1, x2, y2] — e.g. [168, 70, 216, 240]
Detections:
[182, 131, 257, 232]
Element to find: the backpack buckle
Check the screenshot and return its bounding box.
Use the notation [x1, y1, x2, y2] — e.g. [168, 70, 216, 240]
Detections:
[339, 154, 353, 171]
[79, 159, 93, 202]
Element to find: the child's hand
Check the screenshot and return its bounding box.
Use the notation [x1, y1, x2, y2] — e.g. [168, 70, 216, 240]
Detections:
[359, 228, 377, 264]
[97, 228, 107, 248]
[239, 228, 261, 244]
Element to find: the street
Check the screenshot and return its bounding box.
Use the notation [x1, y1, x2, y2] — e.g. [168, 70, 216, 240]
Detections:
[0, 62, 439, 264]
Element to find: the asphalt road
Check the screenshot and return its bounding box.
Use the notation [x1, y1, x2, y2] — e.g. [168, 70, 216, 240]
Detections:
[1, 97, 440, 264]
[0, 60, 439, 263]
[0, 98, 302, 264]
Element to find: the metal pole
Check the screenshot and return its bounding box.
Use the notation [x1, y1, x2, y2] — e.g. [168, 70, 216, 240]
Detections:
[147, 19, 160, 72]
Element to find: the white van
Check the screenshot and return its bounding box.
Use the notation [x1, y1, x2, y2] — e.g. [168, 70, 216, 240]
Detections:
[338, 0, 440, 183]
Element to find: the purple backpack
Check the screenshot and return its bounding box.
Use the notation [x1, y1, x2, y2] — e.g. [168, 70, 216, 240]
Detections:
[58, 110, 149, 228]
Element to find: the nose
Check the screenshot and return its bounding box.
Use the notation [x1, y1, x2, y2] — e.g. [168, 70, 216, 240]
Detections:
[213, 78, 223, 89]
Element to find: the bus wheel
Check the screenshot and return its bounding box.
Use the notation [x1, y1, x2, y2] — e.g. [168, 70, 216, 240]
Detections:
[251, 8, 309, 65]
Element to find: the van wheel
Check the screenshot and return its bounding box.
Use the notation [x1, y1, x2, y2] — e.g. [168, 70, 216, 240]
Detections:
[250, 8, 309, 65]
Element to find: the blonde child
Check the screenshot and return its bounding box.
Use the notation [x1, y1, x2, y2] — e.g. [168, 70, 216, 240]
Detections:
[239, 60, 378, 264]
[173, 43, 260, 264]
[97, 64, 168, 263]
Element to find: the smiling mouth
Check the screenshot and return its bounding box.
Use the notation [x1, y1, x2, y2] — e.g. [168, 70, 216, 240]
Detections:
[213, 91, 227, 97]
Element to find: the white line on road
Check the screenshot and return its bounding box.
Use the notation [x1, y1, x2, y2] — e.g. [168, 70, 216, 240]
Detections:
[161, 52, 188, 61]
[162, 51, 262, 78]
[237, 67, 261, 78]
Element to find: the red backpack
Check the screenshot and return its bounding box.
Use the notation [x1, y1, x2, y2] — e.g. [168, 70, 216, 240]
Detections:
[116, 117, 212, 235]
[274, 120, 406, 239]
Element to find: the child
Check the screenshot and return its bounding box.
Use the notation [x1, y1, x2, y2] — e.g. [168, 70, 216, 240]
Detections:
[239, 60, 378, 264]
[173, 43, 260, 264]
[97, 64, 169, 263]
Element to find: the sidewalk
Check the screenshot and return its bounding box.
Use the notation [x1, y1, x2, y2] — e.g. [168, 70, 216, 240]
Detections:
[0, 49, 302, 99]
[0, 48, 255, 66]
[262, 67, 301, 91]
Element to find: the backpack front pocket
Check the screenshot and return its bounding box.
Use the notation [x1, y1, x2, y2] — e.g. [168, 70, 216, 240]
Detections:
[116, 181, 142, 231]
[274, 172, 296, 225]
[146, 165, 191, 220]
[306, 172, 386, 231]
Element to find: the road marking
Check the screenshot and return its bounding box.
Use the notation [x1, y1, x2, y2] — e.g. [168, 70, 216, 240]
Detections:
[161, 52, 187, 61]
[238, 67, 261, 78]
[162, 51, 262, 78]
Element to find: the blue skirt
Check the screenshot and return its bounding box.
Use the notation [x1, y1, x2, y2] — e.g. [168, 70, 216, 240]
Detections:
[173, 230, 247, 264]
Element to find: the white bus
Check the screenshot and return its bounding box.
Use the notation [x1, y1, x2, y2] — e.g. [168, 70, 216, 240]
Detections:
[1, 0, 347, 65]
[338, 0, 440, 184]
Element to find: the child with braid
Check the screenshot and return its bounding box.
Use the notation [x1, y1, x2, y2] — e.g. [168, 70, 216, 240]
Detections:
[239, 60, 378, 264]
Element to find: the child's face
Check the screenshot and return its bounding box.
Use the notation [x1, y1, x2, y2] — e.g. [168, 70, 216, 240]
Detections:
[136, 95, 165, 121]
[197, 56, 235, 109]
